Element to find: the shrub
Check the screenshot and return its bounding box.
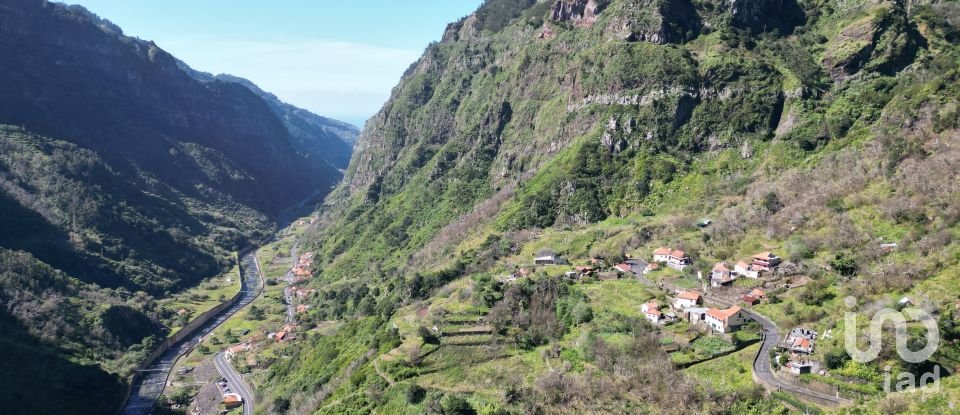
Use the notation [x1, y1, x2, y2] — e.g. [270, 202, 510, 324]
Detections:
[406, 383, 427, 404]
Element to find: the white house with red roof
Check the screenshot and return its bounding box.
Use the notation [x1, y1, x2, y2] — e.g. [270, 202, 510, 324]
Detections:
[614, 263, 632, 274]
[735, 261, 761, 278]
[704, 306, 749, 333]
[674, 291, 702, 309]
[641, 301, 662, 323]
[652, 247, 690, 270]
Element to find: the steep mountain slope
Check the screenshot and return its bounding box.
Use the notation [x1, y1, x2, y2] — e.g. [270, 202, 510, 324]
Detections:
[0, 1, 354, 413]
[253, 0, 960, 413]
[180, 66, 360, 168]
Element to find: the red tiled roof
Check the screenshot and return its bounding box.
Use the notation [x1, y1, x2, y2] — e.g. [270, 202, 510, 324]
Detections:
[713, 262, 730, 272]
[707, 306, 742, 321]
[653, 247, 671, 256]
[615, 263, 632, 272]
[678, 291, 701, 301]
[753, 252, 774, 260]
[671, 250, 686, 258]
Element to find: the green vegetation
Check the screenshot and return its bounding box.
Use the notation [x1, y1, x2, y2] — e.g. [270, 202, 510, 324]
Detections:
[248, 0, 960, 413]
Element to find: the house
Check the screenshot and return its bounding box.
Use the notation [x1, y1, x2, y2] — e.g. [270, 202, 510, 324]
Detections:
[788, 337, 814, 354]
[653, 247, 673, 263]
[645, 262, 660, 273]
[898, 297, 914, 308]
[225, 343, 249, 360]
[516, 268, 532, 278]
[275, 331, 287, 342]
[786, 360, 814, 375]
[741, 294, 759, 306]
[684, 307, 709, 325]
[534, 254, 558, 265]
[642, 302, 662, 323]
[674, 291, 703, 309]
[711, 264, 737, 287]
[704, 306, 749, 333]
[294, 287, 316, 299]
[735, 261, 761, 279]
[296, 304, 310, 314]
[711, 262, 732, 281]
[574, 265, 595, 277]
[781, 327, 818, 354]
[667, 250, 691, 270]
[222, 393, 244, 409]
[751, 252, 781, 271]
[750, 288, 766, 300]
[652, 247, 691, 270]
[614, 263, 632, 274]
[641, 301, 660, 313]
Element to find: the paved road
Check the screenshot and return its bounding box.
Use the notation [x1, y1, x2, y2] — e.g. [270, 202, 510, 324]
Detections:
[744, 309, 851, 407]
[214, 351, 255, 415]
[120, 251, 263, 415]
[282, 242, 299, 323]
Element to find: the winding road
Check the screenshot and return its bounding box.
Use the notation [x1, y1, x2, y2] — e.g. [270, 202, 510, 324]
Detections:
[744, 309, 851, 407]
[120, 251, 263, 415]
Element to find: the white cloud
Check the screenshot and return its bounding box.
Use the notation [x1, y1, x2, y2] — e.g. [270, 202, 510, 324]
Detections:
[160, 38, 422, 126]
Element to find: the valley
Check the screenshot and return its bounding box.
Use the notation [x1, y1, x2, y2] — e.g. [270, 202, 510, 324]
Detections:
[2, 0, 960, 414]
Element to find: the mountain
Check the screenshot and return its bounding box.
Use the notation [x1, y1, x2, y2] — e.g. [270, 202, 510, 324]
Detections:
[251, 0, 960, 413]
[0, 0, 354, 412]
[179, 65, 359, 169]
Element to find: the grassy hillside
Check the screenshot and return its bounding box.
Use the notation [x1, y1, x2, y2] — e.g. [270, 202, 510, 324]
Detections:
[240, 0, 960, 413]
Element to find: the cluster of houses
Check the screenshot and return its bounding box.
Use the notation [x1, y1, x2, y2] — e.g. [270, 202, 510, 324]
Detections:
[709, 252, 781, 287]
[665, 290, 753, 333]
[292, 252, 315, 280]
[267, 323, 298, 343]
[779, 327, 819, 374]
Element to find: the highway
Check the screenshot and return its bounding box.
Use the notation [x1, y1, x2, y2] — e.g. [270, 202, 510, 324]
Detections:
[120, 251, 263, 415]
[745, 309, 851, 407]
[214, 351, 255, 415]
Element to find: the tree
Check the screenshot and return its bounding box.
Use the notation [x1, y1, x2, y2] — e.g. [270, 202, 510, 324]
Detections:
[830, 252, 858, 277]
[440, 394, 475, 415]
[406, 383, 426, 404]
[247, 305, 265, 320]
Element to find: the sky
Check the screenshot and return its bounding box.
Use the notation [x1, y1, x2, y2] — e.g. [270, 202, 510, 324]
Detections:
[67, 1, 484, 127]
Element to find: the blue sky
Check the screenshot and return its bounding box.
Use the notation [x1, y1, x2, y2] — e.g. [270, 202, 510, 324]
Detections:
[67, 1, 484, 127]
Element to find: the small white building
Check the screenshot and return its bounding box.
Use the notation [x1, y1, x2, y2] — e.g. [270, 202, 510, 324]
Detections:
[642, 302, 662, 324]
[674, 291, 702, 309]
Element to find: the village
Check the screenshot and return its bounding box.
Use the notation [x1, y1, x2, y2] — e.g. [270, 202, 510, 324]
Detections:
[516, 245, 827, 381]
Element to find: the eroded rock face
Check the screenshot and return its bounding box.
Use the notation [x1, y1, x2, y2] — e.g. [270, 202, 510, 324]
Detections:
[551, 0, 601, 27]
[603, 0, 702, 44]
[727, 0, 806, 34]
